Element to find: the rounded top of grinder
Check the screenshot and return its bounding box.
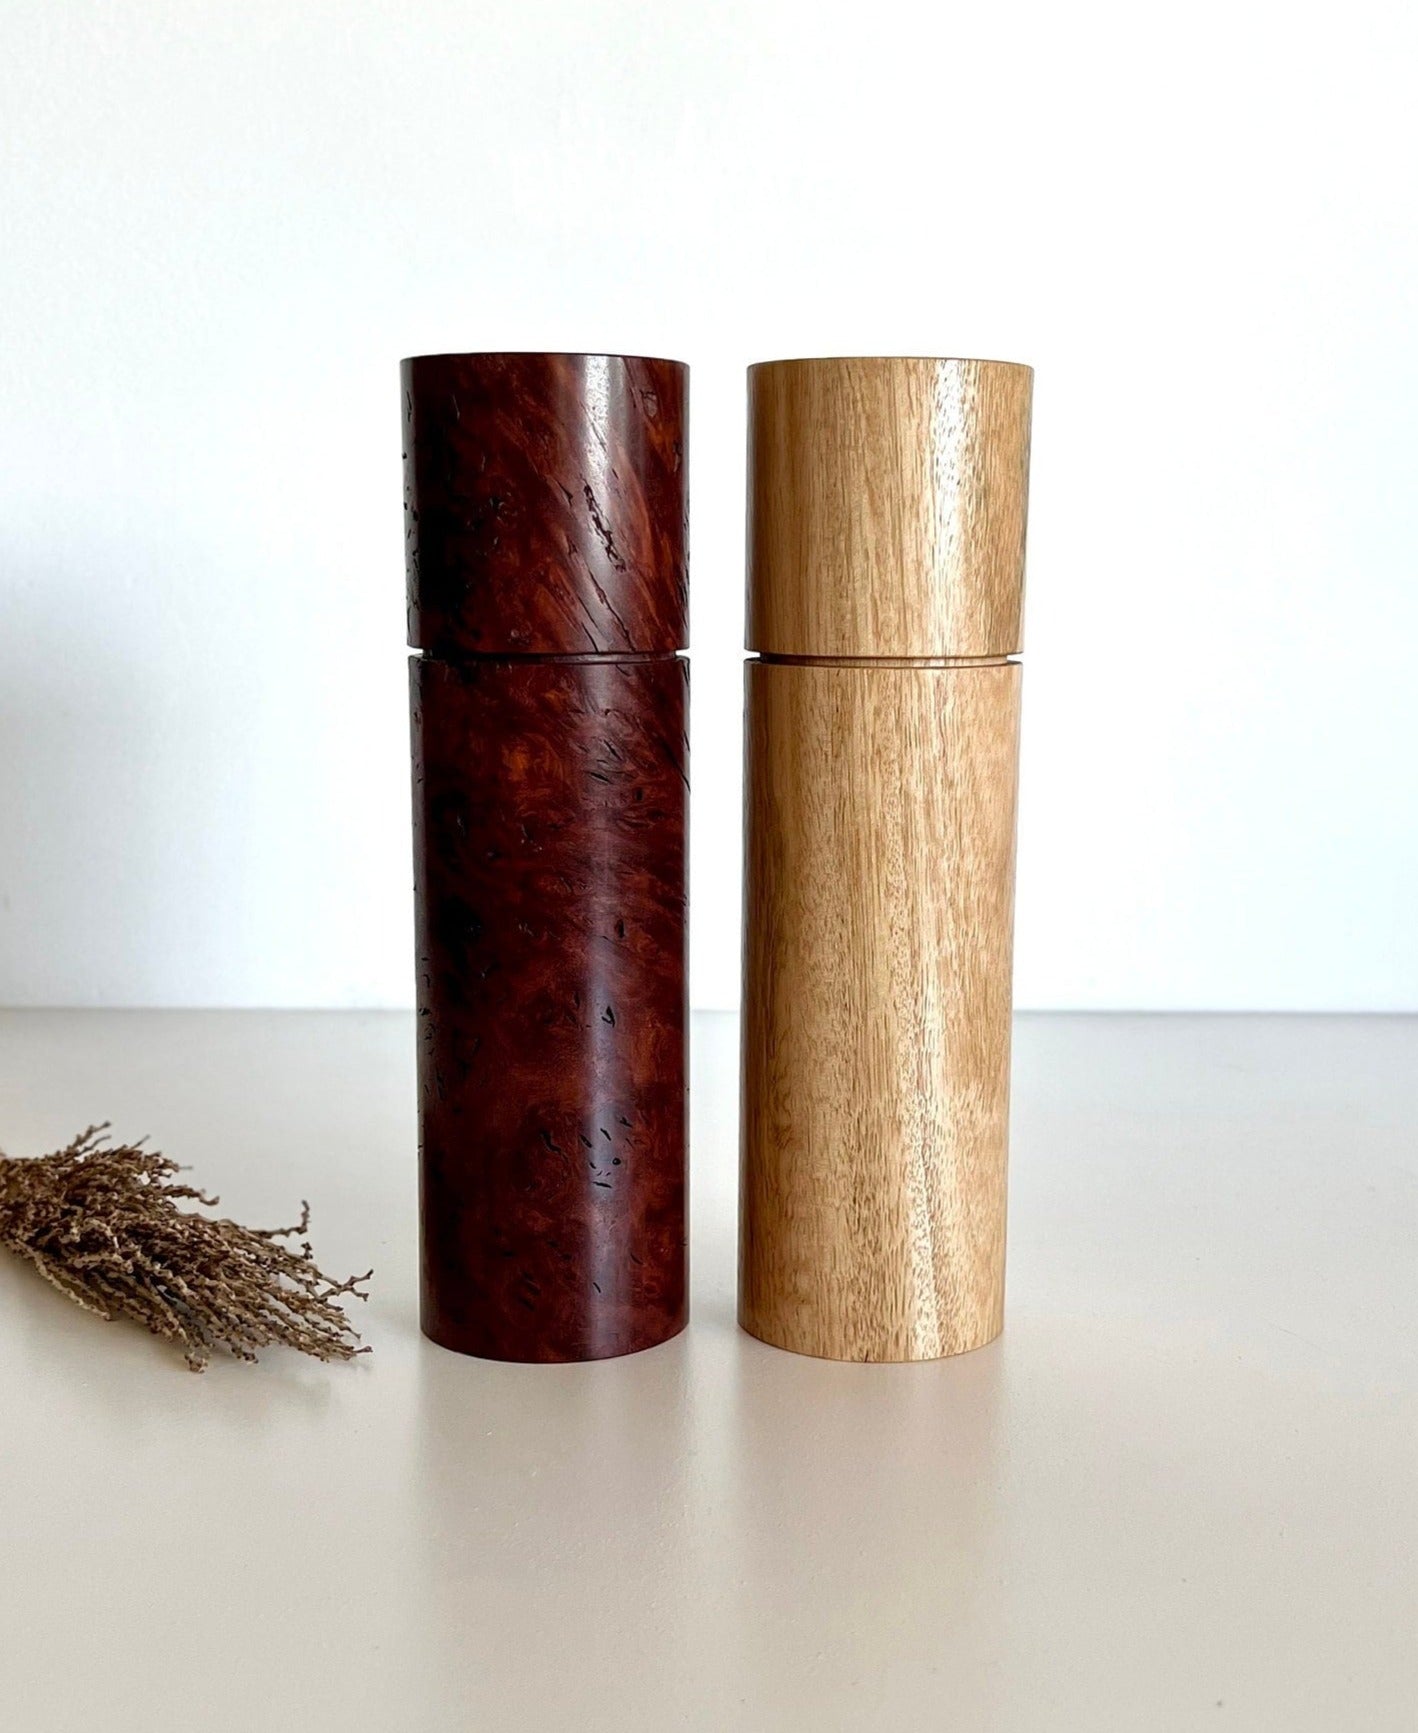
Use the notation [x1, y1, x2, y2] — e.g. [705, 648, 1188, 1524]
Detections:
[747, 356, 1031, 658]
[403, 352, 687, 656]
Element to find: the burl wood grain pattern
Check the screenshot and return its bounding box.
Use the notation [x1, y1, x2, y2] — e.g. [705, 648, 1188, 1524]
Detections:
[748, 358, 1031, 658]
[739, 660, 1021, 1361]
[413, 653, 688, 1362]
[403, 352, 687, 657]
[406, 351, 688, 1362]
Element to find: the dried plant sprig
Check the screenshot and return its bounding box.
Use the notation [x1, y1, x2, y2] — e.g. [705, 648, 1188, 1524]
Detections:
[0, 1125, 371, 1371]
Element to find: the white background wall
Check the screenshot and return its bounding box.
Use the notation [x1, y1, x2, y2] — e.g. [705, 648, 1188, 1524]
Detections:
[1, 0, 1414, 1011]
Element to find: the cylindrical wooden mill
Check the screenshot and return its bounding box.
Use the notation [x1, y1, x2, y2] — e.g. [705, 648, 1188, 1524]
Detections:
[404, 352, 688, 1362]
[739, 356, 1032, 1362]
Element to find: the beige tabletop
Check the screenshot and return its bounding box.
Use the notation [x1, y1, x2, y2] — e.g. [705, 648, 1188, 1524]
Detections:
[1, 1010, 1414, 1731]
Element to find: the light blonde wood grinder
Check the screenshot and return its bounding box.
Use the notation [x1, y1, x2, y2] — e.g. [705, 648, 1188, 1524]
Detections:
[739, 357, 1033, 1361]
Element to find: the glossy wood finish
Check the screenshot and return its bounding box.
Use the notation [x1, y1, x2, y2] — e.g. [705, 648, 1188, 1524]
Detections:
[748, 358, 1031, 658]
[403, 353, 687, 657]
[740, 660, 1021, 1361]
[413, 653, 687, 1362]
[405, 351, 688, 1362]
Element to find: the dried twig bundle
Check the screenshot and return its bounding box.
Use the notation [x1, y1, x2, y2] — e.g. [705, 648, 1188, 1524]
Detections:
[0, 1124, 371, 1371]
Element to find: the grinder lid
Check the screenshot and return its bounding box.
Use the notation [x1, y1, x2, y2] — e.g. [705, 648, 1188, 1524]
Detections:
[747, 356, 1031, 659]
[403, 352, 688, 657]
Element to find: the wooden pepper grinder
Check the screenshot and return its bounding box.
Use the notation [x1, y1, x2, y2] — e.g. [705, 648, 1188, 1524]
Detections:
[739, 356, 1032, 1361]
[404, 352, 688, 1362]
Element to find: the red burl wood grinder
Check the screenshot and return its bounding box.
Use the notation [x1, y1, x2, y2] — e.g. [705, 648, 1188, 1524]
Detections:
[403, 353, 688, 1362]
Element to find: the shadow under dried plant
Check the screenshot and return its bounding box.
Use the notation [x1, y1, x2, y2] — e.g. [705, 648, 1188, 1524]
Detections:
[0, 1125, 371, 1371]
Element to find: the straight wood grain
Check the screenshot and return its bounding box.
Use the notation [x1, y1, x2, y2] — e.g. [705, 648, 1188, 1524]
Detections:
[747, 358, 1031, 658]
[739, 659, 1021, 1361]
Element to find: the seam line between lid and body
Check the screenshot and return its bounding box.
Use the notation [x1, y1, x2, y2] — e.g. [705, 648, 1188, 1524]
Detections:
[749, 653, 1018, 669]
